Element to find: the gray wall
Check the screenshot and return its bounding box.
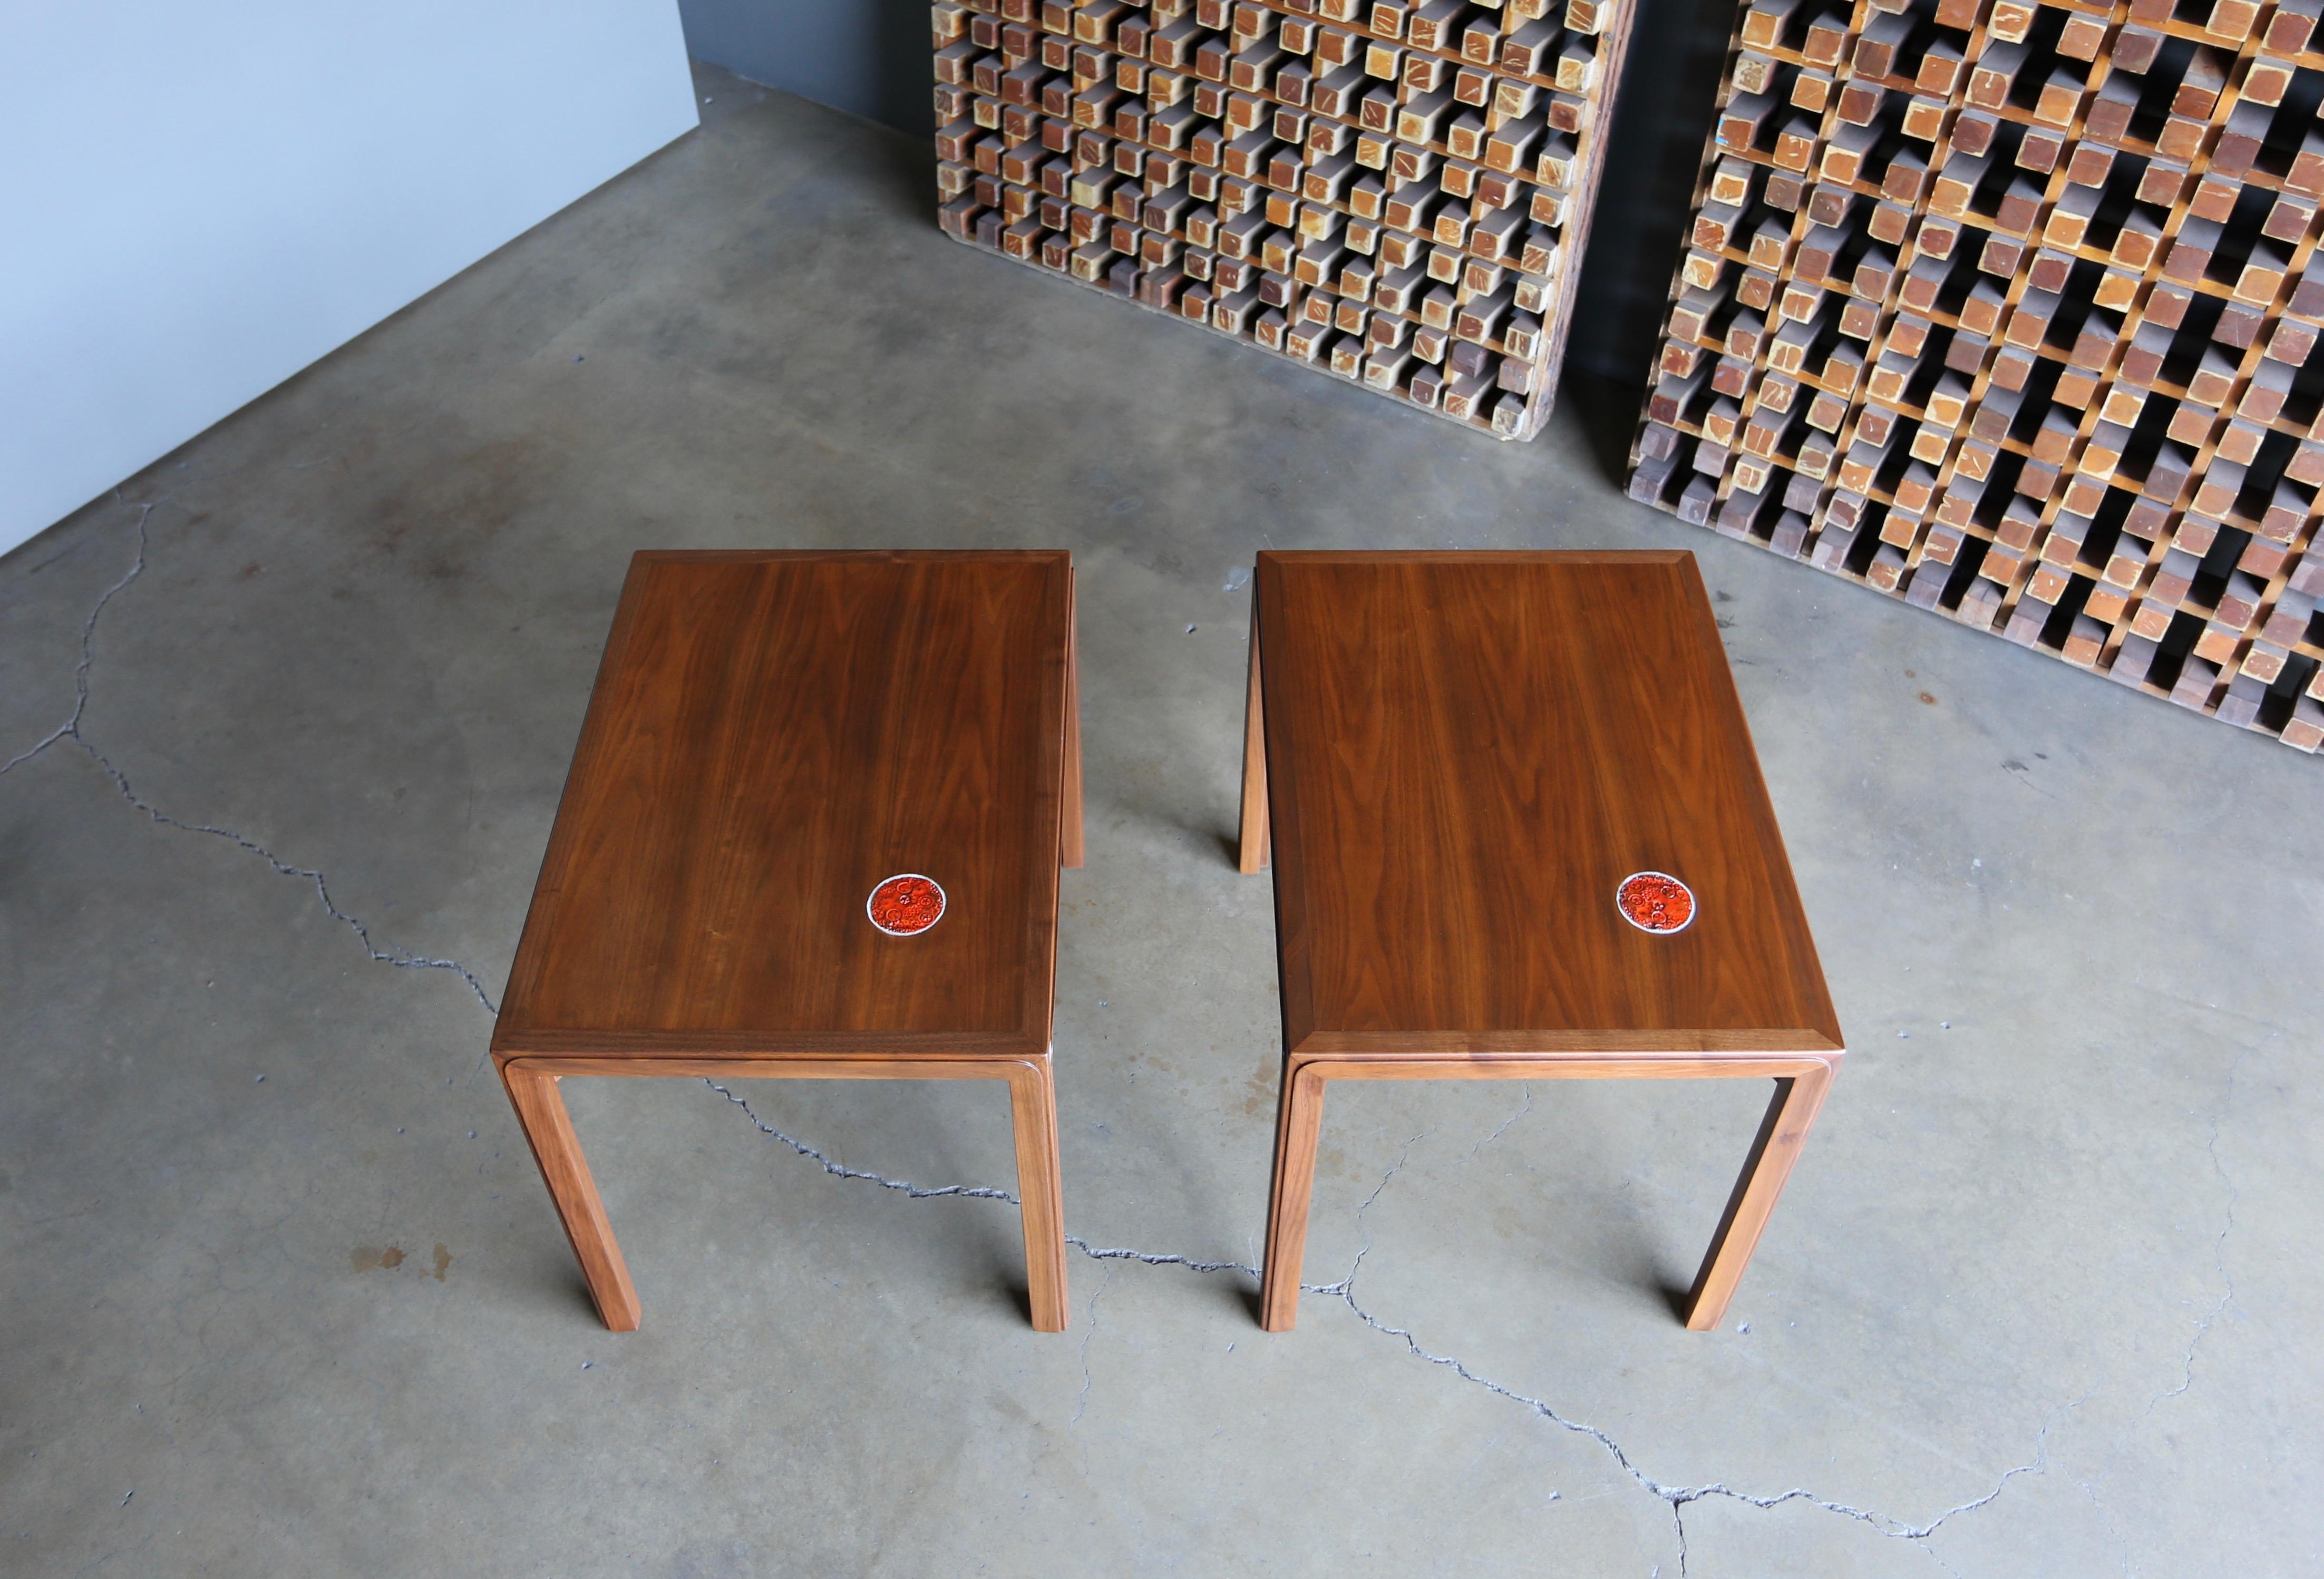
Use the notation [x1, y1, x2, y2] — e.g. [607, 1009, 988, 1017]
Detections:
[1, 1, 701, 555]
[676, 0, 1732, 387]
[682, 0, 943, 140]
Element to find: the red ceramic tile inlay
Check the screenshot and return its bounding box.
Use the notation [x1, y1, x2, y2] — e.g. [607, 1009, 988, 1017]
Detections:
[1617, 871, 1695, 934]
[868, 874, 946, 936]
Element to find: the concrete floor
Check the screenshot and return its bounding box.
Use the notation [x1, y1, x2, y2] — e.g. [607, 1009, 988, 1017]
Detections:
[4, 65, 2318, 1578]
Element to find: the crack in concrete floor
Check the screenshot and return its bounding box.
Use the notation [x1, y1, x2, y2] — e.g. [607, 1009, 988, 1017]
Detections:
[708, 1075, 2065, 1575]
[1072, 1267, 1114, 1430]
[4, 491, 2230, 1575]
[2, 496, 500, 1015]
[2143, 1034, 2253, 1421]
[1, 493, 155, 781]
[2070, 1029, 2263, 1579]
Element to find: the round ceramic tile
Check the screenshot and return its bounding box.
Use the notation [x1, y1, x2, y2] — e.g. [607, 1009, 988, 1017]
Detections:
[1616, 871, 1695, 934]
[867, 873, 946, 936]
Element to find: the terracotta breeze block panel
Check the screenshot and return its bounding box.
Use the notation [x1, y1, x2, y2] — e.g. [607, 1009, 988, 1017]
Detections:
[1627, 0, 2324, 753]
[934, 0, 1635, 439]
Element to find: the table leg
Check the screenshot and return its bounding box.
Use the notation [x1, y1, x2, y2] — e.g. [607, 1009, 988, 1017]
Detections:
[1683, 1063, 1835, 1331]
[1062, 570, 1085, 871]
[1006, 1056, 1071, 1332]
[1237, 601, 1270, 874]
[1258, 1059, 1327, 1330]
[502, 1064, 642, 1332]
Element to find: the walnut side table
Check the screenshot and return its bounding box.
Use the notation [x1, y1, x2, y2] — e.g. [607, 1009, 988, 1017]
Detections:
[1237, 551, 1843, 1333]
[494, 550, 1081, 1333]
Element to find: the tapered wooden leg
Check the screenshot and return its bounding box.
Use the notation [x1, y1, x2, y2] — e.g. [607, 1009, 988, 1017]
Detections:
[1683, 1063, 1836, 1331]
[1258, 1058, 1327, 1330]
[1237, 600, 1270, 874]
[502, 1064, 642, 1332]
[1007, 1056, 1071, 1332]
[1061, 572, 1085, 871]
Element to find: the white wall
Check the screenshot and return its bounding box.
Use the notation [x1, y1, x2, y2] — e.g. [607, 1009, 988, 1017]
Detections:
[0, 2, 699, 555]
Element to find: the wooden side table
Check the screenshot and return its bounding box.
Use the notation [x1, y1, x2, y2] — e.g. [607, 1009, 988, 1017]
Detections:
[1238, 551, 1843, 1333]
[494, 550, 1081, 1333]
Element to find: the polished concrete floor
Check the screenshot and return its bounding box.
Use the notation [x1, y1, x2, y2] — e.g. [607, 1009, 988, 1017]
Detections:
[4, 65, 2319, 1578]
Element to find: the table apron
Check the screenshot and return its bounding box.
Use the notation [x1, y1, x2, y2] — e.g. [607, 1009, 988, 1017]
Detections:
[500, 1054, 1050, 1083]
[1289, 1055, 1836, 1083]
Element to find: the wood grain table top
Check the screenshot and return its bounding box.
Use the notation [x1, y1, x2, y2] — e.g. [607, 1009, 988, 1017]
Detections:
[1256, 551, 1842, 1058]
[494, 551, 1074, 1061]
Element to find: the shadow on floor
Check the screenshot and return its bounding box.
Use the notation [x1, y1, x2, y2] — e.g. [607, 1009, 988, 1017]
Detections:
[1554, 368, 1649, 495]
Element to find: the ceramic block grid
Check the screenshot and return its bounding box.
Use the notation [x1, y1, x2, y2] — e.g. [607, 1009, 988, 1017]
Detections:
[932, 0, 1634, 438]
[1627, 0, 2324, 751]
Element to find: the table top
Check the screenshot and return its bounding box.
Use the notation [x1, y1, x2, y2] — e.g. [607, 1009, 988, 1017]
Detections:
[494, 551, 1073, 1060]
[1255, 551, 1842, 1058]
